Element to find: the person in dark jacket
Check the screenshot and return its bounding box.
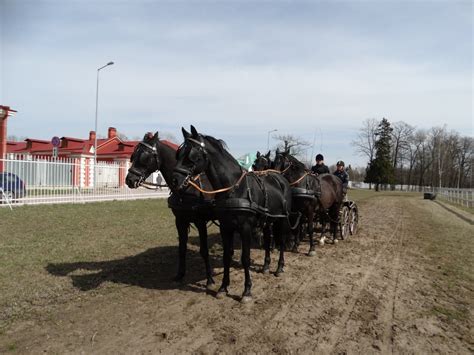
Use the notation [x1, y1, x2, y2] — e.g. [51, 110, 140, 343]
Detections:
[333, 160, 349, 198]
[311, 154, 330, 175]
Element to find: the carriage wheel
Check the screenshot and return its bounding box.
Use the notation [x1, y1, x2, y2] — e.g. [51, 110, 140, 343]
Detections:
[339, 206, 350, 240]
[349, 207, 359, 235]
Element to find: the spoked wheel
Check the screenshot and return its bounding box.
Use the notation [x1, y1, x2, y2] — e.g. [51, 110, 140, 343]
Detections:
[339, 206, 350, 240]
[349, 207, 359, 235]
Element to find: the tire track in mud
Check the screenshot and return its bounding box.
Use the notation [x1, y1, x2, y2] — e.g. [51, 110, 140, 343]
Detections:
[317, 200, 405, 354]
[178, 196, 405, 354]
[383, 206, 405, 354]
[204, 197, 405, 353]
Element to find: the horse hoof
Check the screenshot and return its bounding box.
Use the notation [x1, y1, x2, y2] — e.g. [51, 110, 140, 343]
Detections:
[333, 239, 338, 244]
[308, 250, 316, 257]
[262, 267, 270, 275]
[206, 282, 216, 291]
[241, 295, 253, 304]
[275, 269, 284, 277]
[319, 239, 325, 246]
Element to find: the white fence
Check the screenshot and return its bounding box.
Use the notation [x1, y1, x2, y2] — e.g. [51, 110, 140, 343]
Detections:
[0, 155, 169, 207]
[351, 181, 473, 208]
[432, 188, 473, 208]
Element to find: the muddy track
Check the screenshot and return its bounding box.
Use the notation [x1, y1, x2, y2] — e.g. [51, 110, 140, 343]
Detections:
[1, 195, 472, 354]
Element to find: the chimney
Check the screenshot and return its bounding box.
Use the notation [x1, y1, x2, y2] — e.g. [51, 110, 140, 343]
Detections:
[89, 131, 96, 141]
[0, 105, 17, 172]
[108, 127, 117, 139]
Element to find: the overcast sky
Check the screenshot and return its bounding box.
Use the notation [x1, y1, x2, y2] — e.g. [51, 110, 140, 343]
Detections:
[1, 0, 472, 167]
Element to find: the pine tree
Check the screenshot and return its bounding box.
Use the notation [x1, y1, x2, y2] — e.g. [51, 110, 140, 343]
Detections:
[364, 118, 395, 191]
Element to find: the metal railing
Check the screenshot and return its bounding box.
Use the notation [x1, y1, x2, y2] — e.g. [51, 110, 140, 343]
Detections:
[0, 155, 169, 207]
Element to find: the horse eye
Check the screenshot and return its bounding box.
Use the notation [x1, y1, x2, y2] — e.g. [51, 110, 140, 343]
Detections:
[189, 149, 200, 162]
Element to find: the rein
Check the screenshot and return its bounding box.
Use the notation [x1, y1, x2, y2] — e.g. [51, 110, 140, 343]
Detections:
[289, 171, 310, 186]
[186, 170, 248, 195]
[139, 181, 168, 190]
[253, 161, 307, 185]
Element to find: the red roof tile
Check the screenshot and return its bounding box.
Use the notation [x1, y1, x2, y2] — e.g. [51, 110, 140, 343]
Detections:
[6, 131, 179, 159]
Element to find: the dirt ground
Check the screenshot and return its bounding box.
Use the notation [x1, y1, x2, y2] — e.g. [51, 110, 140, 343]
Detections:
[1, 193, 473, 354]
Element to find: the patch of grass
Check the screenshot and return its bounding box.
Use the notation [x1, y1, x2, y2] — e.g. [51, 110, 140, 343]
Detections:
[7, 343, 16, 351]
[432, 305, 469, 322]
[437, 198, 474, 215]
[0, 199, 184, 325]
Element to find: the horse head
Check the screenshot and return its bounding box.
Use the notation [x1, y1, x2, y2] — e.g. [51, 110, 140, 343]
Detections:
[172, 126, 210, 191]
[252, 150, 272, 171]
[126, 132, 161, 188]
[273, 148, 291, 172]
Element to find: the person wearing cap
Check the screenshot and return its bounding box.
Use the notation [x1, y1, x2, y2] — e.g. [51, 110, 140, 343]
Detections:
[333, 160, 349, 198]
[311, 154, 330, 175]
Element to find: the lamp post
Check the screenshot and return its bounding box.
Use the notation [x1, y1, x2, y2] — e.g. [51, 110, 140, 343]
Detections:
[94, 61, 114, 188]
[267, 129, 277, 151]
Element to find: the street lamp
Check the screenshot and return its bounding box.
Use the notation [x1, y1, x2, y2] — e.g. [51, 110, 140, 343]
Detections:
[267, 129, 277, 151]
[94, 61, 114, 188]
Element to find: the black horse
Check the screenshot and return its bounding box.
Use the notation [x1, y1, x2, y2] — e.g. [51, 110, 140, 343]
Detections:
[252, 150, 273, 171]
[172, 126, 293, 303]
[273, 149, 344, 250]
[125, 132, 216, 289]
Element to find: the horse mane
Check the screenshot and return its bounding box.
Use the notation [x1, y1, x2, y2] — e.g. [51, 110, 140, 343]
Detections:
[201, 134, 239, 166]
[284, 152, 306, 170]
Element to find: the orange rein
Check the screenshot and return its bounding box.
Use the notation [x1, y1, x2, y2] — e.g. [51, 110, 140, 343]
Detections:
[253, 162, 309, 186]
[186, 170, 248, 195]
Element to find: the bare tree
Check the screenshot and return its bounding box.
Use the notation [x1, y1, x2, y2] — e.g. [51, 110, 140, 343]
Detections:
[273, 134, 311, 160]
[391, 121, 415, 189]
[351, 118, 379, 164]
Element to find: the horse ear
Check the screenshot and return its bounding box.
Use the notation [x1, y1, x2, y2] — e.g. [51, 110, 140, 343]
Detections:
[153, 132, 159, 141]
[256, 151, 261, 158]
[182, 127, 191, 139]
[266, 150, 271, 158]
[190, 125, 198, 137]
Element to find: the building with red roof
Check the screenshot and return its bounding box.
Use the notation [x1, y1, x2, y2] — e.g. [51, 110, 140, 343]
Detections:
[5, 127, 178, 188]
[6, 127, 178, 160]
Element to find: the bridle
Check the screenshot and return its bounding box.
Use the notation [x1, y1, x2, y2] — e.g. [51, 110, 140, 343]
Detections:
[173, 136, 248, 195]
[252, 155, 270, 171]
[173, 136, 209, 190]
[128, 141, 161, 187]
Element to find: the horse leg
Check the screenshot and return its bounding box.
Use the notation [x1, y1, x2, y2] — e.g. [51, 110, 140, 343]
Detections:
[240, 220, 253, 303]
[307, 209, 316, 256]
[195, 219, 215, 289]
[319, 214, 327, 245]
[269, 223, 275, 252]
[216, 225, 233, 298]
[292, 222, 301, 253]
[262, 223, 272, 274]
[174, 216, 189, 282]
[329, 206, 339, 244]
[275, 219, 286, 277]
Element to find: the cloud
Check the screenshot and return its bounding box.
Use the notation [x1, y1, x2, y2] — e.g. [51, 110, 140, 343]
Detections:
[2, 0, 472, 167]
